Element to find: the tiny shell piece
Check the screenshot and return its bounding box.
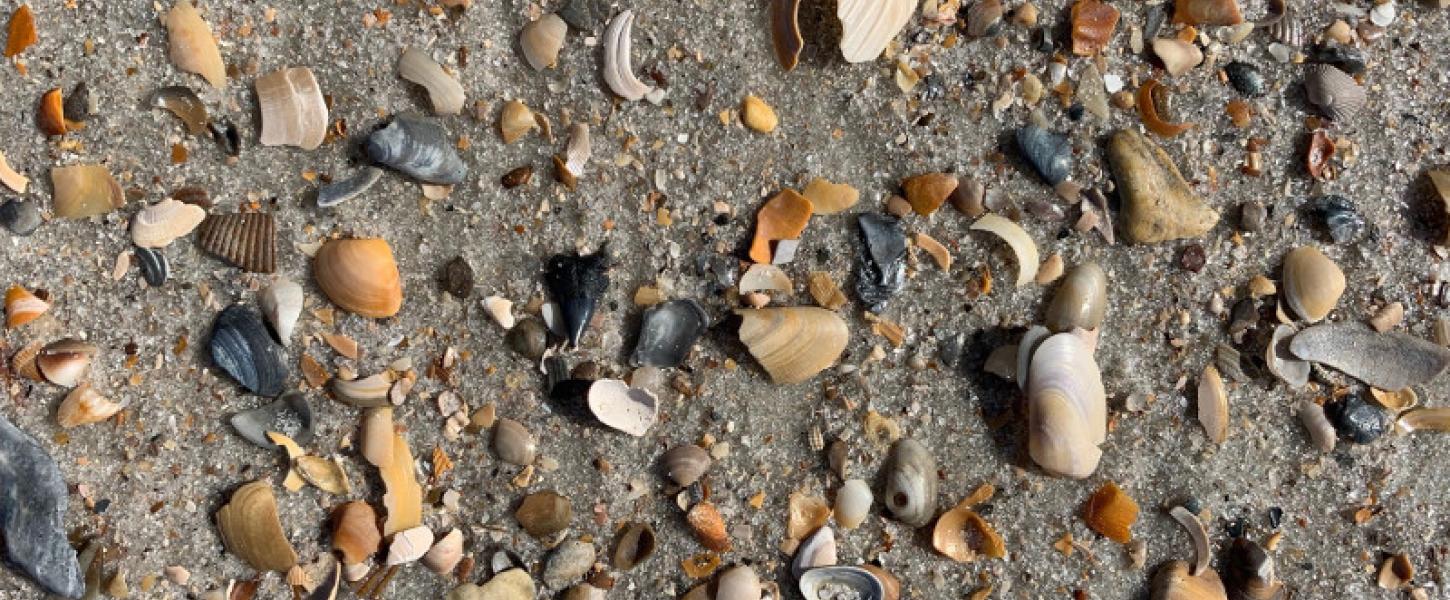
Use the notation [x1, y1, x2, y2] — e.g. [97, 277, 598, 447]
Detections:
[914, 233, 951, 270]
[0, 151, 29, 193]
[385, 526, 434, 566]
[498, 100, 537, 144]
[255, 67, 328, 150]
[37, 88, 66, 136]
[421, 529, 463, 575]
[4, 4, 36, 57]
[771, 0, 803, 70]
[1152, 38, 1203, 76]
[165, 0, 226, 87]
[932, 503, 1006, 562]
[57, 384, 122, 428]
[149, 86, 211, 135]
[971, 214, 1039, 286]
[1070, 0, 1120, 56]
[5, 285, 50, 329]
[802, 178, 859, 214]
[686, 502, 731, 552]
[379, 431, 423, 535]
[131, 199, 207, 248]
[519, 14, 567, 70]
[749, 189, 812, 264]
[51, 165, 124, 219]
[483, 296, 515, 329]
[397, 47, 465, 115]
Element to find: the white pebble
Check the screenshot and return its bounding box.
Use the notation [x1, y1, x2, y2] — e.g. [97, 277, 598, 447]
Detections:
[1103, 73, 1124, 94]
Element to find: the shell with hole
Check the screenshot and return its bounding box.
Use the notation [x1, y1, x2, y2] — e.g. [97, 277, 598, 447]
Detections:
[313, 238, 403, 318]
[216, 481, 299, 573]
[131, 199, 207, 248]
[736, 307, 848, 384]
[1027, 332, 1106, 479]
[165, 0, 226, 87]
[57, 384, 123, 428]
[397, 48, 465, 115]
[255, 67, 328, 150]
[882, 438, 937, 527]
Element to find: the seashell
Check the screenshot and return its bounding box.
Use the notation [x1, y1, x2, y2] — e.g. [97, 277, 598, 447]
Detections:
[1198, 364, 1229, 444]
[1045, 262, 1107, 332]
[514, 490, 572, 538]
[332, 372, 396, 408]
[210, 117, 241, 156]
[736, 307, 849, 384]
[1082, 481, 1138, 544]
[1152, 560, 1228, 600]
[788, 492, 833, 540]
[932, 503, 1006, 563]
[1226, 538, 1284, 600]
[1367, 302, 1405, 334]
[716, 565, 761, 600]
[5, 285, 50, 329]
[901, 173, 956, 216]
[1308, 195, 1366, 244]
[971, 214, 1039, 287]
[36, 88, 66, 136]
[439, 256, 475, 299]
[1153, 38, 1204, 76]
[506, 318, 550, 360]
[51, 164, 124, 219]
[834, 479, 873, 529]
[165, 0, 226, 87]
[1027, 332, 1106, 479]
[196, 212, 276, 273]
[130, 199, 206, 248]
[1296, 398, 1337, 453]
[1395, 407, 1450, 434]
[1070, 0, 1120, 55]
[492, 417, 537, 466]
[1327, 393, 1388, 444]
[0, 151, 30, 193]
[1290, 322, 1450, 391]
[149, 86, 209, 135]
[1170, 505, 1214, 576]
[601, 11, 657, 102]
[216, 481, 299, 573]
[519, 14, 567, 70]
[612, 522, 657, 570]
[1173, 0, 1243, 26]
[882, 438, 937, 527]
[1015, 325, 1052, 391]
[316, 166, 383, 209]
[542, 540, 596, 589]
[384, 526, 433, 566]
[631, 299, 708, 368]
[556, 123, 591, 188]
[791, 526, 838, 578]
[294, 455, 351, 495]
[1017, 125, 1071, 186]
[803, 178, 859, 215]
[587, 378, 657, 436]
[1136, 78, 1193, 138]
[378, 431, 422, 535]
[1304, 64, 1365, 121]
[749, 189, 813, 264]
[422, 529, 463, 575]
[259, 278, 302, 346]
[855, 214, 907, 312]
[1261, 0, 1302, 46]
[497, 100, 537, 144]
[37, 339, 97, 388]
[314, 238, 404, 318]
[256, 67, 327, 150]
[799, 566, 885, 600]
[229, 392, 312, 448]
[4, 4, 36, 58]
[11, 340, 43, 382]
[57, 384, 122, 428]
[366, 116, 467, 184]
[397, 47, 465, 115]
[209, 304, 287, 396]
[1266, 324, 1309, 388]
[482, 296, 514, 329]
[133, 245, 169, 287]
[771, 0, 802, 70]
[330, 501, 380, 565]
[544, 248, 610, 347]
[659, 443, 711, 487]
[359, 406, 393, 468]
[837, 0, 914, 63]
[563, 584, 606, 600]
[1223, 62, 1265, 97]
[468, 569, 535, 600]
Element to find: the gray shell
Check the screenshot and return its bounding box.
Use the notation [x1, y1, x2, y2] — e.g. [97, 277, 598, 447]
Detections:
[210, 304, 288, 396]
[317, 166, 384, 208]
[630, 299, 709, 368]
[0, 415, 85, 598]
[882, 438, 937, 527]
[1304, 64, 1365, 121]
[1017, 124, 1071, 186]
[798, 566, 884, 600]
[229, 392, 313, 448]
[366, 117, 468, 185]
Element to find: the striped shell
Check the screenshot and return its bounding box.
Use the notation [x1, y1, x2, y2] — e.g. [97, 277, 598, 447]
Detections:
[131, 198, 207, 248]
[57, 383, 122, 428]
[1027, 332, 1106, 479]
[255, 67, 328, 150]
[736, 307, 848, 384]
[1304, 64, 1365, 121]
[5, 285, 51, 329]
[197, 213, 276, 273]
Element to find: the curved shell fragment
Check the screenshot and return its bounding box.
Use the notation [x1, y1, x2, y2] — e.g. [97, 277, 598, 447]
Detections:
[971, 214, 1039, 287]
[397, 47, 466, 115]
[837, 0, 914, 63]
[601, 11, 658, 102]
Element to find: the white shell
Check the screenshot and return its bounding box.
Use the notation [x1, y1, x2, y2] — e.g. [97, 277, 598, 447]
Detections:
[397, 47, 466, 115]
[256, 66, 328, 150]
[971, 213, 1039, 287]
[739, 264, 792, 294]
[587, 379, 658, 436]
[260, 279, 303, 345]
[799, 566, 886, 600]
[833, 479, 872, 529]
[385, 526, 434, 566]
[421, 528, 463, 575]
[716, 565, 761, 600]
[837, 0, 915, 63]
[1267, 323, 1309, 388]
[130, 199, 207, 248]
[1015, 325, 1052, 391]
[483, 296, 516, 329]
[791, 526, 838, 579]
[1027, 332, 1106, 479]
[601, 11, 656, 102]
[564, 124, 591, 176]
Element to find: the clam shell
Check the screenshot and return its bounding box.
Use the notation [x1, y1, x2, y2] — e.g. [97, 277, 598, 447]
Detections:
[330, 501, 380, 565]
[260, 278, 302, 345]
[256, 67, 327, 150]
[316, 166, 383, 209]
[51, 164, 124, 219]
[544, 249, 610, 347]
[736, 307, 849, 384]
[196, 212, 276, 273]
[837, 0, 915, 63]
[492, 417, 537, 466]
[210, 304, 288, 396]
[422, 528, 463, 575]
[586, 379, 657, 436]
[520, 14, 567, 70]
[658, 443, 711, 487]
[1016, 325, 1052, 391]
[602, 11, 656, 101]
[1289, 322, 1450, 391]
[314, 238, 403, 318]
[631, 299, 709, 368]
[5, 285, 50, 329]
[1297, 398, 1337, 453]
[1197, 364, 1229, 444]
[131, 199, 206, 248]
[165, 1, 226, 87]
[542, 540, 596, 589]
[1281, 246, 1343, 323]
[1152, 560, 1228, 600]
[1017, 125, 1072, 186]
[149, 86, 209, 135]
[833, 479, 873, 529]
[229, 392, 313, 448]
[716, 565, 761, 600]
[788, 492, 833, 540]
[366, 116, 467, 185]
[57, 384, 122, 428]
[332, 372, 396, 408]
[216, 481, 298, 573]
[611, 522, 657, 570]
[793, 527, 838, 579]
[133, 246, 169, 287]
[514, 490, 572, 538]
[932, 504, 1006, 562]
[1304, 64, 1365, 121]
[799, 566, 885, 600]
[1045, 262, 1107, 332]
[1027, 332, 1106, 479]
[883, 438, 937, 527]
[37, 339, 97, 388]
[397, 47, 465, 115]
[384, 526, 433, 567]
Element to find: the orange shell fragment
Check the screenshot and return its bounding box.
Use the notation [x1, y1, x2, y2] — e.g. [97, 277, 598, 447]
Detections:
[1137, 79, 1193, 137]
[1070, 0, 1119, 56]
[1173, 0, 1244, 26]
[1082, 481, 1139, 543]
[749, 189, 813, 264]
[4, 4, 36, 58]
[37, 88, 65, 136]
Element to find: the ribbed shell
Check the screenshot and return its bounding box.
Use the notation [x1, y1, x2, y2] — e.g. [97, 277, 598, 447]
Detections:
[1304, 64, 1365, 121]
[736, 307, 849, 384]
[197, 213, 276, 273]
[209, 304, 288, 397]
[1027, 332, 1106, 479]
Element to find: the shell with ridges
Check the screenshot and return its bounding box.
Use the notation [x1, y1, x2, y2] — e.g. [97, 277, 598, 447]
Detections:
[209, 304, 288, 396]
[255, 67, 327, 150]
[601, 11, 656, 102]
[520, 14, 567, 70]
[196, 212, 276, 273]
[1304, 64, 1365, 121]
[1027, 332, 1106, 479]
[5, 285, 50, 329]
[366, 117, 468, 185]
[837, 0, 915, 63]
[397, 47, 465, 115]
[216, 481, 299, 573]
[165, 0, 226, 87]
[313, 238, 403, 318]
[1281, 246, 1344, 323]
[57, 384, 122, 428]
[883, 438, 937, 527]
[131, 199, 207, 248]
[736, 307, 849, 384]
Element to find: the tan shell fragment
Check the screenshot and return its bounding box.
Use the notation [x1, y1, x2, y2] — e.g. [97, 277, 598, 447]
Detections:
[165, 1, 226, 87]
[131, 199, 207, 248]
[385, 526, 434, 566]
[397, 47, 465, 115]
[266, 432, 308, 492]
[57, 383, 122, 428]
[498, 100, 537, 144]
[802, 178, 859, 215]
[971, 214, 1039, 287]
[422, 529, 464, 575]
[196, 212, 276, 273]
[736, 307, 849, 384]
[52, 164, 124, 219]
[359, 406, 394, 467]
[329, 501, 381, 565]
[1197, 364, 1229, 444]
[1281, 246, 1344, 323]
[0, 151, 29, 193]
[379, 431, 423, 535]
[837, 0, 915, 63]
[216, 481, 299, 573]
[5, 285, 50, 329]
[295, 455, 351, 495]
[519, 14, 566, 70]
[256, 67, 328, 150]
[932, 505, 1006, 563]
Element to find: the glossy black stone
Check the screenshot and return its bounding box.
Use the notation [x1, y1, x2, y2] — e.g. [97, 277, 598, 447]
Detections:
[0, 200, 43, 236]
[854, 214, 906, 312]
[1328, 393, 1387, 444]
[543, 249, 610, 347]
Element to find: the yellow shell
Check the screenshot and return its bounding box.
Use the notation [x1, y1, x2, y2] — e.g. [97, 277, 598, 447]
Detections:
[57, 383, 122, 428]
[1282, 246, 1344, 323]
[5, 285, 51, 329]
[216, 481, 299, 573]
[51, 164, 124, 219]
[165, 0, 226, 87]
[314, 238, 403, 318]
[736, 307, 848, 384]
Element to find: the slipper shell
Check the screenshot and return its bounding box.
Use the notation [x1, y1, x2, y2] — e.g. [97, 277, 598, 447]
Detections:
[366, 116, 468, 185]
[51, 164, 124, 219]
[165, 0, 226, 87]
[736, 307, 848, 384]
[216, 481, 298, 573]
[5, 285, 50, 329]
[131, 199, 206, 248]
[931, 504, 1005, 562]
[313, 238, 403, 318]
[837, 0, 914, 63]
[57, 384, 122, 428]
[209, 304, 288, 396]
[196, 212, 276, 273]
[397, 47, 465, 115]
[586, 379, 657, 436]
[520, 14, 567, 70]
[1197, 364, 1229, 444]
[256, 67, 328, 150]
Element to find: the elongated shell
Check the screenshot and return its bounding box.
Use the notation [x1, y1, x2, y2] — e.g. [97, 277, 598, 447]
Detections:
[256, 67, 328, 150]
[1304, 64, 1365, 122]
[1197, 364, 1229, 444]
[837, 0, 915, 63]
[799, 566, 885, 600]
[366, 117, 468, 185]
[397, 47, 465, 115]
[260, 278, 302, 344]
[216, 481, 298, 573]
[57, 384, 122, 428]
[332, 372, 395, 408]
[612, 522, 657, 570]
[1027, 332, 1106, 479]
[313, 238, 403, 318]
[883, 438, 937, 527]
[1045, 262, 1107, 332]
[601, 11, 656, 102]
[1281, 246, 1343, 323]
[131, 198, 207, 248]
[165, 0, 226, 87]
[196, 212, 276, 273]
[1297, 398, 1336, 452]
[520, 14, 567, 70]
[736, 307, 848, 384]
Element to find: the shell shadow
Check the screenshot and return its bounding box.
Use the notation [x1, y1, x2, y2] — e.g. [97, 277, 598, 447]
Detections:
[1401, 169, 1446, 246]
[959, 327, 1026, 467]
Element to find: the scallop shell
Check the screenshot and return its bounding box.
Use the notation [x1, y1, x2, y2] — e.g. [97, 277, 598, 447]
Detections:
[366, 116, 468, 185]
[329, 501, 380, 565]
[209, 304, 288, 396]
[520, 14, 567, 70]
[658, 443, 711, 487]
[611, 522, 657, 570]
[932, 504, 1006, 562]
[421, 528, 463, 575]
[131, 199, 206, 248]
[883, 438, 937, 527]
[834, 479, 873, 529]
[37, 339, 97, 388]
[1304, 64, 1365, 121]
[736, 307, 848, 384]
[602, 11, 656, 102]
[5, 285, 50, 329]
[216, 481, 299, 573]
[229, 392, 312, 448]
[385, 526, 433, 566]
[57, 384, 122, 428]
[260, 278, 302, 345]
[51, 164, 124, 219]
[799, 566, 886, 600]
[313, 238, 403, 318]
[165, 0, 226, 87]
[196, 212, 276, 273]
[256, 66, 327, 150]
[586, 379, 657, 436]
[492, 417, 537, 466]
[837, 0, 915, 63]
[397, 47, 465, 115]
[716, 565, 761, 600]
[791, 526, 838, 579]
[1045, 262, 1107, 332]
[1027, 332, 1106, 479]
[1281, 246, 1344, 323]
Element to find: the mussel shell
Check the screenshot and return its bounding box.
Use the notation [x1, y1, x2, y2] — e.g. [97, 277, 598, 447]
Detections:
[1016, 124, 1072, 186]
[630, 299, 709, 368]
[229, 392, 313, 448]
[210, 304, 288, 396]
[882, 438, 937, 527]
[1044, 262, 1107, 332]
[1223, 62, 1266, 97]
[0, 200, 44, 236]
[366, 116, 468, 185]
[133, 246, 169, 287]
[1304, 64, 1365, 121]
[544, 249, 610, 348]
[1027, 332, 1106, 479]
[1307, 194, 1366, 244]
[316, 166, 383, 209]
[855, 214, 906, 312]
[196, 212, 276, 273]
[798, 565, 885, 600]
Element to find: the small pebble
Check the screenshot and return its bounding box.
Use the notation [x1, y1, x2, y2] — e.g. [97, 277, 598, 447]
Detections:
[0, 200, 43, 236]
[1178, 244, 1207, 273]
[1240, 201, 1267, 232]
[1329, 394, 1388, 444]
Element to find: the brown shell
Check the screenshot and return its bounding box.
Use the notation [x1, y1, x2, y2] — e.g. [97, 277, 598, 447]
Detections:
[1070, 0, 1120, 56]
[1173, 0, 1244, 26]
[1304, 64, 1365, 122]
[38, 88, 67, 136]
[196, 212, 276, 273]
[770, 0, 802, 71]
[4, 4, 37, 57]
[932, 505, 1007, 562]
[736, 307, 849, 384]
[901, 172, 957, 216]
[749, 189, 813, 264]
[313, 238, 404, 318]
[216, 481, 299, 573]
[38, 338, 98, 387]
[329, 501, 380, 565]
[1082, 481, 1139, 543]
[51, 164, 125, 219]
[686, 501, 731, 552]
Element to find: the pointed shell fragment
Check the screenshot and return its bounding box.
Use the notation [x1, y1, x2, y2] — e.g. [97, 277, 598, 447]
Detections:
[586, 379, 658, 436]
[1289, 323, 1450, 391]
[131, 199, 206, 248]
[1027, 332, 1106, 479]
[901, 173, 956, 215]
[51, 164, 124, 219]
[602, 11, 656, 101]
[397, 47, 465, 115]
[316, 166, 383, 209]
[520, 14, 567, 70]
[260, 278, 302, 345]
[749, 189, 812, 264]
[196, 212, 276, 273]
[256, 67, 327, 150]
[5, 285, 50, 329]
[216, 481, 298, 573]
[57, 384, 122, 428]
[379, 432, 423, 535]
[1197, 364, 1229, 444]
[366, 116, 468, 184]
[837, 0, 914, 63]
[736, 307, 848, 384]
[1304, 64, 1366, 122]
[883, 438, 937, 527]
[4, 4, 36, 58]
[210, 304, 288, 396]
[385, 526, 434, 566]
[150, 86, 210, 135]
[543, 248, 610, 348]
[165, 0, 226, 87]
[229, 392, 312, 448]
[1082, 481, 1139, 543]
[971, 214, 1039, 287]
[314, 238, 404, 318]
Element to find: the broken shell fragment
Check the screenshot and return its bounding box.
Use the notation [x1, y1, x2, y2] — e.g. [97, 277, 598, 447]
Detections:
[1290, 323, 1450, 391]
[37, 339, 96, 387]
[1027, 332, 1106, 479]
[1396, 407, 1450, 434]
[1017, 125, 1072, 186]
[150, 86, 209, 135]
[613, 522, 657, 570]
[210, 304, 288, 396]
[196, 212, 276, 273]
[57, 384, 122, 428]
[4, 4, 36, 58]
[51, 164, 124, 219]
[741, 94, 778, 133]
[1198, 364, 1229, 444]
[1070, 0, 1120, 56]
[313, 238, 404, 318]
[558, 123, 591, 186]
[686, 501, 731, 552]
[837, 0, 914, 63]
[791, 526, 838, 578]
[498, 100, 537, 144]
[631, 299, 709, 368]
[519, 14, 566, 70]
[216, 481, 299, 573]
[736, 307, 849, 384]
[5, 285, 50, 329]
[0, 151, 29, 193]
[330, 501, 380, 565]
[771, 0, 802, 70]
[1108, 129, 1219, 243]
[397, 47, 465, 115]
[379, 432, 422, 535]
[544, 248, 610, 347]
[932, 503, 1006, 563]
[1137, 79, 1194, 138]
[1267, 324, 1309, 388]
[1226, 538, 1284, 600]
[316, 166, 383, 209]
[492, 418, 537, 466]
[515, 490, 572, 538]
[856, 214, 907, 311]
[385, 526, 433, 566]
[749, 189, 812, 264]
[587, 379, 657, 436]
[165, 0, 225, 87]
[294, 455, 351, 495]
[260, 278, 302, 345]
[256, 67, 327, 150]
[367, 116, 468, 184]
[1297, 399, 1337, 453]
[1368, 387, 1418, 414]
[1082, 481, 1138, 544]
[1153, 38, 1204, 76]
[803, 178, 859, 215]
[359, 407, 393, 467]
[883, 438, 937, 527]
[659, 444, 711, 487]
[602, 11, 657, 102]
[229, 393, 312, 448]
[37, 88, 66, 136]
[1174, 0, 1243, 25]
[420, 529, 464, 575]
[1045, 262, 1107, 332]
[901, 172, 956, 215]
[971, 214, 1039, 287]
[130, 199, 206, 248]
[799, 566, 885, 600]
[1304, 64, 1365, 121]
[332, 372, 395, 408]
[834, 479, 872, 529]
[1152, 560, 1228, 600]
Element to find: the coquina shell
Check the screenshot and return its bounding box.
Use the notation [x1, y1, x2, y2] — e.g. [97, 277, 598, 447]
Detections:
[1045, 262, 1107, 332]
[313, 238, 403, 318]
[736, 307, 849, 384]
[882, 438, 937, 527]
[1281, 246, 1343, 323]
[1027, 332, 1106, 479]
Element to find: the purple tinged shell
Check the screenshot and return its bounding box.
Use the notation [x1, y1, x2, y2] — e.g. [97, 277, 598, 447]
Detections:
[366, 116, 468, 185]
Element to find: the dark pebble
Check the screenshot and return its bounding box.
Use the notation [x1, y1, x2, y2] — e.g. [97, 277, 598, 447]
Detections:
[1178, 244, 1207, 272]
[209, 118, 241, 157]
[559, 0, 609, 30]
[1309, 194, 1366, 244]
[1066, 103, 1085, 121]
[507, 318, 551, 361]
[1228, 298, 1258, 340]
[439, 256, 475, 299]
[1224, 62, 1266, 97]
[1267, 506, 1283, 529]
[1328, 394, 1388, 444]
[1240, 200, 1267, 232]
[0, 200, 43, 236]
[62, 82, 91, 122]
[1308, 44, 1367, 75]
[501, 165, 534, 189]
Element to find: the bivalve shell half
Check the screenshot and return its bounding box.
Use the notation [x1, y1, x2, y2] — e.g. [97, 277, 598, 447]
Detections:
[384, 526, 433, 566]
[259, 278, 302, 345]
[165, 0, 226, 87]
[1027, 332, 1106, 479]
[1267, 324, 1310, 388]
[492, 417, 537, 466]
[659, 443, 711, 487]
[131, 199, 206, 248]
[791, 526, 838, 579]
[932, 504, 1006, 563]
[1173, 0, 1243, 25]
[1197, 364, 1229, 444]
[256, 67, 328, 150]
[1281, 246, 1344, 323]
[209, 304, 288, 396]
[196, 212, 276, 273]
[329, 501, 380, 565]
[1045, 262, 1107, 332]
[834, 479, 873, 529]
[837, 0, 915, 63]
[37, 339, 97, 388]
[799, 566, 885, 600]
[422, 529, 463, 575]
[515, 490, 572, 538]
[1304, 64, 1365, 122]
[397, 47, 465, 115]
[716, 565, 761, 600]
[601, 11, 657, 102]
[520, 14, 567, 70]
[586, 379, 658, 436]
[736, 307, 848, 384]
[1152, 560, 1228, 600]
[612, 522, 657, 570]
[882, 438, 937, 527]
[314, 238, 403, 318]
[51, 164, 124, 219]
[971, 214, 1039, 287]
[216, 481, 299, 573]
[1082, 481, 1139, 544]
[5, 285, 51, 329]
[366, 116, 468, 185]
[57, 384, 122, 428]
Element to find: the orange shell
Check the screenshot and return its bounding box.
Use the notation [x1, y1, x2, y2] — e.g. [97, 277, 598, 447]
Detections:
[330, 501, 381, 565]
[4, 4, 36, 58]
[1070, 0, 1119, 56]
[932, 505, 1007, 562]
[686, 501, 731, 552]
[314, 238, 403, 318]
[37, 88, 66, 136]
[1137, 79, 1193, 137]
[1082, 481, 1139, 543]
[748, 189, 813, 264]
[5, 285, 50, 329]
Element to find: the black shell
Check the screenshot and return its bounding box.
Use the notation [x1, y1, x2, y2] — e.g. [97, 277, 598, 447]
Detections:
[210, 304, 288, 396]
[1016, 125, 1071, 186]
[1224, 62, 1266, 97]
[366, 116, 468, 185]
[543, 249, 610, 347]
[631, 299, 709, 368]
[228, 392, 313, 448]
[0, 415, 85, 598]
[1308, 195, 1366, 244]
[133, 246, 169, 287]
[1328, 393, 1387, 444]
[854, 214, 906, 312]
